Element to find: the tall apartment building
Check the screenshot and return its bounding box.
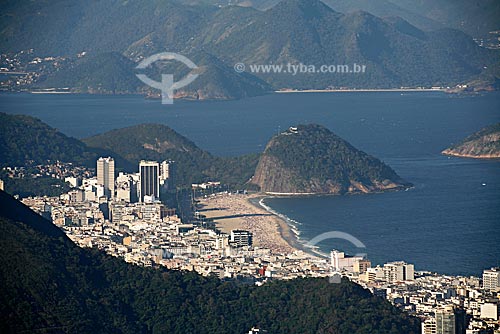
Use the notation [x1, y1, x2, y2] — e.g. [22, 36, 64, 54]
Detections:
[436, 305, 455, 334]
[97, 157, 115, 199]
[139, 160, 160, 202]
[230, 230, 253, 247]
[383, 261, 414, 283]
[115, 172, 139, 203]
[483, 268, 500, 291]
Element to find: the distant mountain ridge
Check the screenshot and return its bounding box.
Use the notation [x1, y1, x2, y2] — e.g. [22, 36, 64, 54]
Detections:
[0, 113, 258, 188]
[187, 0, 500, 38]
[1, 0, 498, 97]
[442, 123, 500, 159]
[251, 124, 411, 194]
[82, 123, 260, 187]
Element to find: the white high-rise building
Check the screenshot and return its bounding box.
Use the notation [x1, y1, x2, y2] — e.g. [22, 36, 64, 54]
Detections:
[97, 157, 115, 199]
[216, 234, 229, 250]
[383, 261, 414, 283]
[116, 172, 132, 202]
[483, 268, 500, 291]
[230, 230, 253, 247]
[139, 160, 160, 202]
[330, 250, 365, 272]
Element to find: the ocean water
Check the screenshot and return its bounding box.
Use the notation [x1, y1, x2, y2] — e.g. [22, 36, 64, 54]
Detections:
[1, 91, 499, 276]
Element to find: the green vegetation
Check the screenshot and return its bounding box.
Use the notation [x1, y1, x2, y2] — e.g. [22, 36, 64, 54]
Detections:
[178, 0, 500, 38]
[201, 0, 496, 89]
[0, 112, 89, 166]
[252, 124, 410, 193]
[1, 175, 70, 198]
[1, 113, 413, 196]
[0, 114, 258, 190]
[0, 114, 411, 196]
[0, 190, 421, 333]
[0, 112, 132, 170]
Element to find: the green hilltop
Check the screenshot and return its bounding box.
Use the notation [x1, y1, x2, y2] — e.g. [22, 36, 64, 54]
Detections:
[251, 124, 411, 194]
[0, 112, 86, 166]
[82, 123, 260, 187]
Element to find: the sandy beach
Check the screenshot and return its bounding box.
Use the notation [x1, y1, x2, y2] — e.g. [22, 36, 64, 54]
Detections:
[196, 193, 299, 254]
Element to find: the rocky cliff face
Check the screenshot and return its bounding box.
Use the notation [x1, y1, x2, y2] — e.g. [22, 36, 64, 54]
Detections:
[250, 124, 411, 194]
[442, 123, 500, 159]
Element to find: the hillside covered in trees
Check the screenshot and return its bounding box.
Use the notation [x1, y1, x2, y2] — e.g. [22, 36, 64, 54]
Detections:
[251, 124, 411, 194]
[0, 113, 258, 192]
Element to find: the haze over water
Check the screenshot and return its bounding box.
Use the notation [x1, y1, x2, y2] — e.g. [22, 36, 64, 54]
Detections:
[2, 91, 499, 276]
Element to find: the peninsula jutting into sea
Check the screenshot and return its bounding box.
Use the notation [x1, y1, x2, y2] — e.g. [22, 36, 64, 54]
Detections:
[442, 123, 500, 159]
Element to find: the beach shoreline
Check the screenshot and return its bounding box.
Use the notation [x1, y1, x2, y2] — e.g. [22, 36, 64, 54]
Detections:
[248, 195, 310, 254]
[275, 88, 444, 93]
[195, 193, 315, 256]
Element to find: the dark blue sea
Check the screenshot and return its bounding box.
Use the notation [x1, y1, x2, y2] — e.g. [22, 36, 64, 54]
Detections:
[1, 91, 499, 276]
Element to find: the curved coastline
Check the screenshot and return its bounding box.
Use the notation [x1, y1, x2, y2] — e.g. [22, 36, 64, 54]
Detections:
[442, 150, 500, 159]
[250, 195, 330, 259]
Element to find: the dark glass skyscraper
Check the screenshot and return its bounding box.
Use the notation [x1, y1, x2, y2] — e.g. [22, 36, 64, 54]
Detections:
[139, 160, 159, 202]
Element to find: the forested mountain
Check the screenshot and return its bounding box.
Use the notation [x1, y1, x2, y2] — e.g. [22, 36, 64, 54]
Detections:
[196, 0, 495, 89]
[36, 52, 143, 94]
[1, 0, 498, 97]
[82, 123, 259, 187]
[0, 112, 94, 167]
[251, 124, 411, 194]
[0, 189, 421, 333]
[0, 113, 258, 188]
[0, 112, 133, 168]
[185, 0, 500, 38]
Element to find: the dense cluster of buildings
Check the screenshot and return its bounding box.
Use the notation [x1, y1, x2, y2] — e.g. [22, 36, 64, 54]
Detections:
[328, 250, 500, 333]
[16, 157, 500, 334]
[346, 263, 500, 333]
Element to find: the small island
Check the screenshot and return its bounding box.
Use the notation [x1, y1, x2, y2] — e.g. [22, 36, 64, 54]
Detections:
[250, 124, 411, 195]
[442, 123, 500, 159]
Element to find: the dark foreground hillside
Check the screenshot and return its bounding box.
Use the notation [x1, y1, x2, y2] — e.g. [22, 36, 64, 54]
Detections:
[0, 190, 420, 333]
